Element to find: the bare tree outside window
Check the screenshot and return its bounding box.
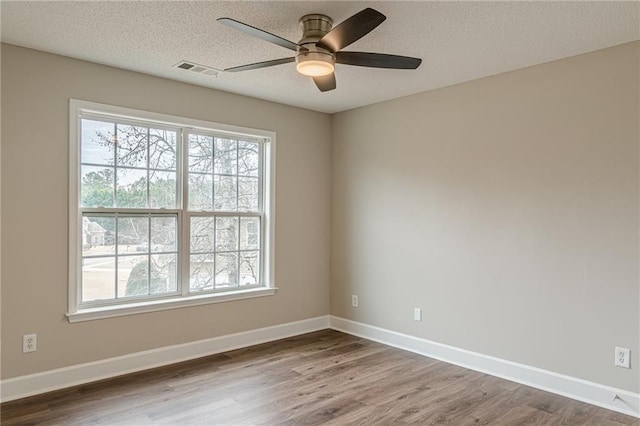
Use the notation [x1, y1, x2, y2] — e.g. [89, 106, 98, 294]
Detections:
[186, 133, 261, 292]
[78, 116, 263, 306]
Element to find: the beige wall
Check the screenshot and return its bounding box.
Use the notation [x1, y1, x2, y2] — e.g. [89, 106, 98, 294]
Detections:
[331, 42, 640, 392]
[0, 44, 331, 378]
[2, 40, 639, 396]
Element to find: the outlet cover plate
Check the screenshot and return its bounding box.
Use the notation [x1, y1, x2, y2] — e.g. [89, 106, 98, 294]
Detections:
[23, 334, 37, 353]
[615, 347, 630, 368]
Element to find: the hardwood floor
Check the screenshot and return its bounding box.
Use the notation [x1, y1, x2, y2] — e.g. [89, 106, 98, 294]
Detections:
[1, 330, 638, 425]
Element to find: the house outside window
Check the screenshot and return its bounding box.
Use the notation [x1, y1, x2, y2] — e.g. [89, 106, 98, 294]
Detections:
[68, 100, 275, 322]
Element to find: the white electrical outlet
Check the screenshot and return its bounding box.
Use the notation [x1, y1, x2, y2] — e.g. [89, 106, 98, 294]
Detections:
[615, 347, 630, 368]
[351, 295, 359, 308]
[23, 334, 37, 353]
[414, 308, 422, 322]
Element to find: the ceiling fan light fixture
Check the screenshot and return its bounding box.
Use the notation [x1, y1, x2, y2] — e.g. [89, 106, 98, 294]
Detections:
[296, 51, 335, 77]
[296, 60, 334, 77]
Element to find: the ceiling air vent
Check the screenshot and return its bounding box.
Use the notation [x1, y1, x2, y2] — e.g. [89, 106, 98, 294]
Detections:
[174, 61, 221, 76]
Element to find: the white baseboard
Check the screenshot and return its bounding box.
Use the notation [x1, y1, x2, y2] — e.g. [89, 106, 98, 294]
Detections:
[0, 315, 329, 403]
[3, 314, 638, 419]
[329, 315, 639, 418]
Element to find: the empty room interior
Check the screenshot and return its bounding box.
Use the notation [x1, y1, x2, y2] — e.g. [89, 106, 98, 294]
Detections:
[1, 1, 639, 424]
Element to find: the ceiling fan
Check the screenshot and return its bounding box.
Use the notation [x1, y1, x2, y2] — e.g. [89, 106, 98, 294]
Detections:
[218, 8, 422, 92]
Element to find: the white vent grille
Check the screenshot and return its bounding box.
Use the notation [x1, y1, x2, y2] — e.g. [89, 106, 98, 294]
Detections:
[173, 61, 221, 77]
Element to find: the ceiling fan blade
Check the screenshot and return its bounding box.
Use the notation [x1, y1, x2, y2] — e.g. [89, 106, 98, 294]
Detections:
[224, 57, 295, 72]
[317, 8, 386, 53]
[218, 18, 299, 51]
[335, 52, 422, 69]
[313, 73, 336, 92]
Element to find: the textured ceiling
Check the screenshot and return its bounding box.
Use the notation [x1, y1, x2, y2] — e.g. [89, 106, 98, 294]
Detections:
[2, 1, 639, 114]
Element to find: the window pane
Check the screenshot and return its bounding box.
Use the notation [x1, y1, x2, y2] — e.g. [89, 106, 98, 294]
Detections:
[76, 110, 269, 307]
[149, 170, 177, 209]
[189, 134, 213, 173]
[240, 251, 259, 285]
[81, 119, 115, 165]
[83, 215, 116, 257]
[238, 177, 259, 211]
[215, 252, 238, 288]
[189, 173, 212, 211]
[149, 128, 177, 170]
[81, 166, 114, 207]
[118, 216, 149, 254]
[214, 138, 237, 175]
[151, 216, 177, 253]
[118, 255, 148, 297]
[240, 217, 260, 251]
[190, 217, 214, 253]
[150, 254, 177, 294]
[214, 175, 237, 210]
[116, 125, 147, 168]
[116, 168, 147, 208]
[190, 254, 214, 291]
[216, 216, 238, 252]
[82, 257, 115, 302]
[238, 141, 259, 177]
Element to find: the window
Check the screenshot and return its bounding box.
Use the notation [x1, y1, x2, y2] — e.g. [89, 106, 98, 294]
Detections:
[68, 100, 275, 322]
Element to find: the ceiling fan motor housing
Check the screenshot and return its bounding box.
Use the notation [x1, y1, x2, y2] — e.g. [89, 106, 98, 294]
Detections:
[296, 14, 335, 75]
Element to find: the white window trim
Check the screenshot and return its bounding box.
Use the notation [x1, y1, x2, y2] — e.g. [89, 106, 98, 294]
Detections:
[67, 99, 277, 322]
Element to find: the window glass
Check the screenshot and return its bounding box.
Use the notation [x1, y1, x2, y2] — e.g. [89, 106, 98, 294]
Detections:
[74, 111, 269, 312]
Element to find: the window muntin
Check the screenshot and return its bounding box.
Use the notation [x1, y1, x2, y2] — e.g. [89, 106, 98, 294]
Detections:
[185, 131, 263, 293]
[72, 103, 271, 314]
[81, 214, 179, 303]
[80, 118, 178, 210]
[187, 134, 261, 212]
[188, 215, 261, 292]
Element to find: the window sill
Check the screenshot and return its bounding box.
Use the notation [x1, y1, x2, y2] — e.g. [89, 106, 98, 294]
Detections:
[66, 287, 278, 323]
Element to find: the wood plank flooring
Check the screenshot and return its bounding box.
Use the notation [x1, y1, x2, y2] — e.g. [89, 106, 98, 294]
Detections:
[1, 330, 638, 425]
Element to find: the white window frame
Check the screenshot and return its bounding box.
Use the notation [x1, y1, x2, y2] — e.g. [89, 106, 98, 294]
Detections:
[68, 99, 276, 322]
